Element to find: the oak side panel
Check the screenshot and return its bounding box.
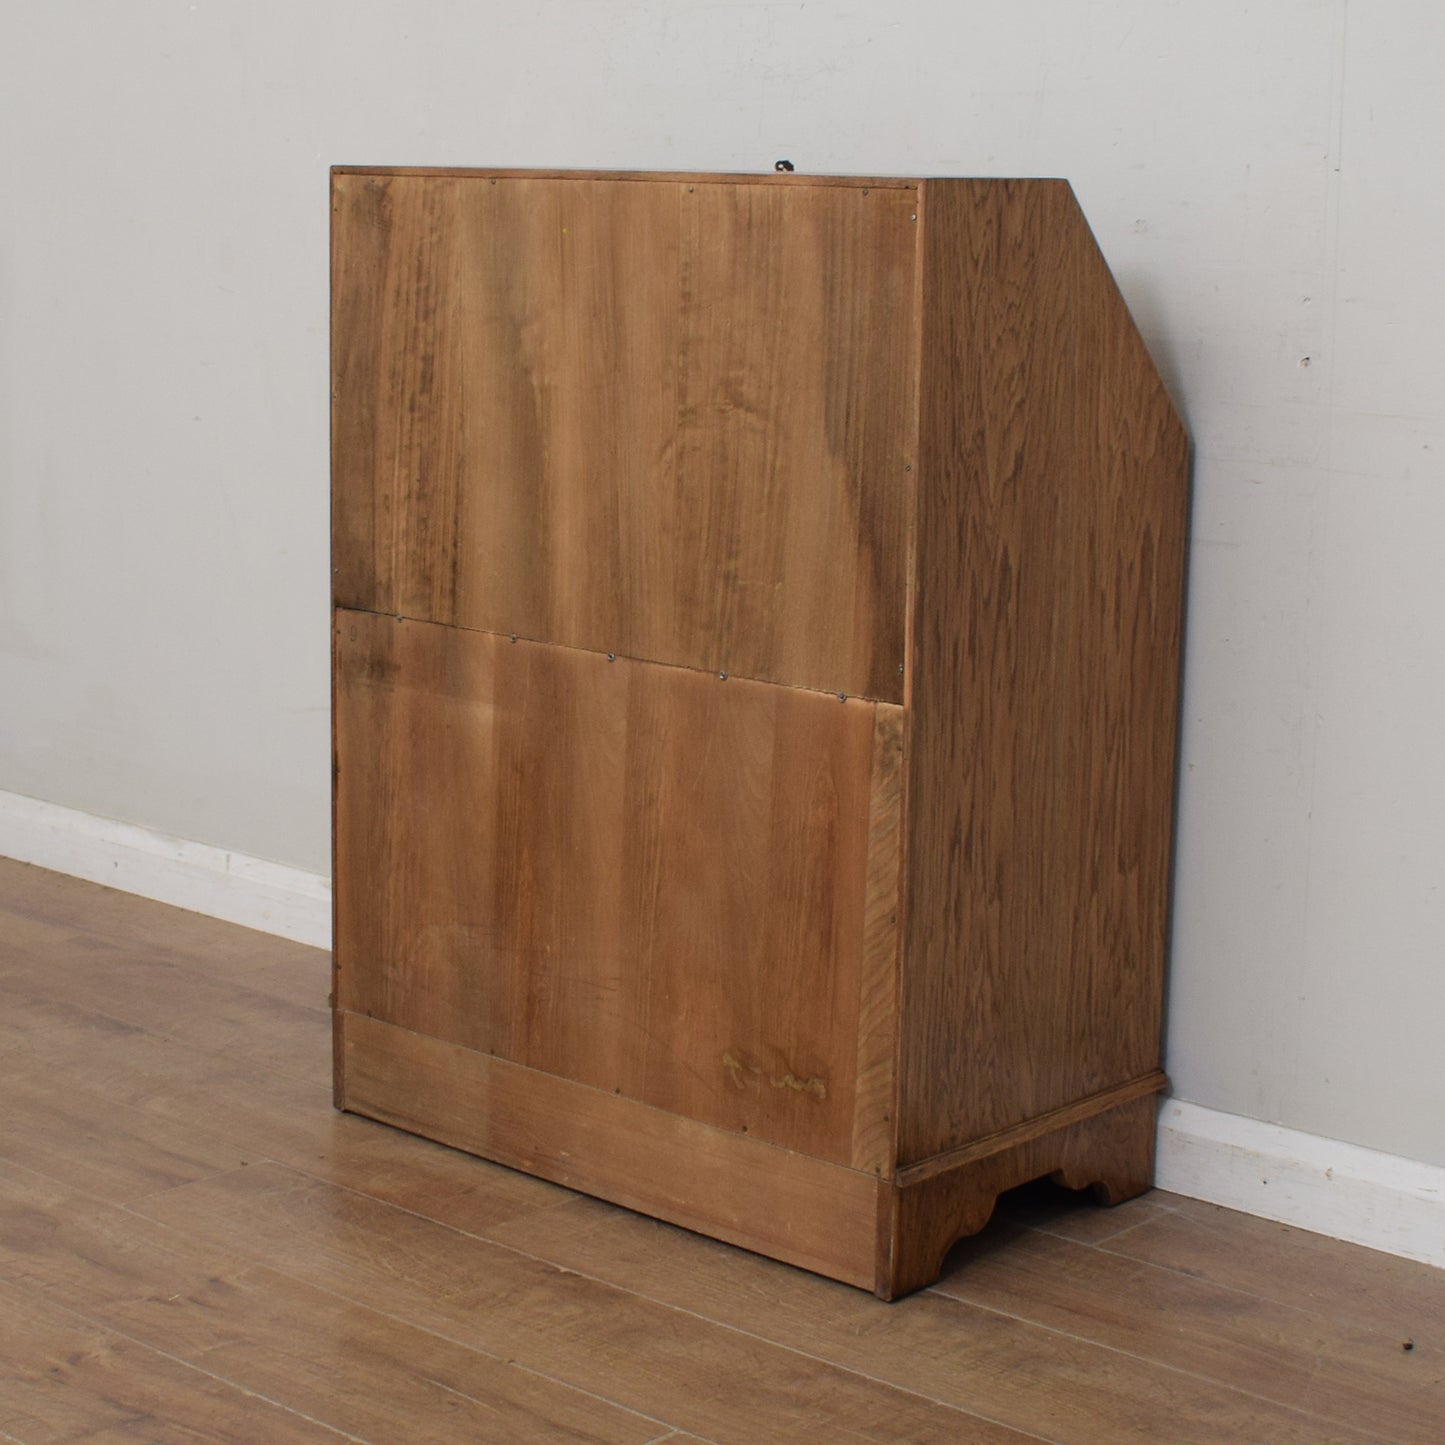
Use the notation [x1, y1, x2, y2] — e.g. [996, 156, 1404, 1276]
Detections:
[331, 172, 917, 699]
[339, 1011, 884, 1291]
[334, 610, 877, 1165]
[897, 180, 1189, 1164]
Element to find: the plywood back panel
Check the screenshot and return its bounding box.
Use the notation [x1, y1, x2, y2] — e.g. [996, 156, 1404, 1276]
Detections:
[334, 608, 895, 1165]
[332, 172, 918, 700]
[897, 179, 1189, 1165]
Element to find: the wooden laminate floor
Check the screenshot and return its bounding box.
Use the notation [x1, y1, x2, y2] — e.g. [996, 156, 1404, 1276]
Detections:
[0, 857, 1441, 1443]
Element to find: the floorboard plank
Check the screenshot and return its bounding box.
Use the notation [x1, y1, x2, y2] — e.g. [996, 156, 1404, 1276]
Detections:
[0, 1275, 354, 1444]
[0, 913, 331, 1084]
[0, 1164, 675, 1444]
[0, 1069, 249, 1204]
[932, 1219, 1444, 1443]
[1100, 1192, 1445, 1345]
[0, 1017, 335, 1159]
[0, 977, 141, 1055]
[129, 1162, 1042, 1444]
[481, 1192, 1377, 1444]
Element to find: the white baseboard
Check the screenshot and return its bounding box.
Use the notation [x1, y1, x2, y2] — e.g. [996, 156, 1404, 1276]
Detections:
[1156, 1099, 1444, 1270]
[0, 788, 330, 949]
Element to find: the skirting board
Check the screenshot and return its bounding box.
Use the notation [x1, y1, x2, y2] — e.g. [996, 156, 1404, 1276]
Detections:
[0, 788, 330, 949]
[1, 786, 1439, 1271]
[1157, 1100, 1445, 1270]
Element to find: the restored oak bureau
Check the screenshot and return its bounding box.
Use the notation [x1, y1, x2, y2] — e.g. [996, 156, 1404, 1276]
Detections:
[330, 166, 1189, 1298]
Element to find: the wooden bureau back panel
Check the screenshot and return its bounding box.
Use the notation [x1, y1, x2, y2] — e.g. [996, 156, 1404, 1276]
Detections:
[332, 172, 918, 701]
[334, 608, 894, 1166]
[897, 180, 1189, 1163]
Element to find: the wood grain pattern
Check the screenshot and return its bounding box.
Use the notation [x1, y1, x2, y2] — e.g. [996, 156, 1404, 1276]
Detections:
[335, 608, 877, 1162]
[339, 1009, 884, 1291]
[485, 1192, 1399, 1445]
[1104, 1194, 1445, 1344]
[0, 1065, 247, 1204]
[0, 1277, 347, 1444]
[0, 1168, 661, 1445]
[851, 703, 904, 1175]
[332, 171, 917, 699]
[0, 905, 330, 1086]
[130, 1161, 1026, 1445]
[897, 178, 1189, 1164]
[933, 1208, 1445, 1444]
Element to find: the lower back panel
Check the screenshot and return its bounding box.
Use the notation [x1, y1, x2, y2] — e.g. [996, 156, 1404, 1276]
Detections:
[334, 608, 883, 1165]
